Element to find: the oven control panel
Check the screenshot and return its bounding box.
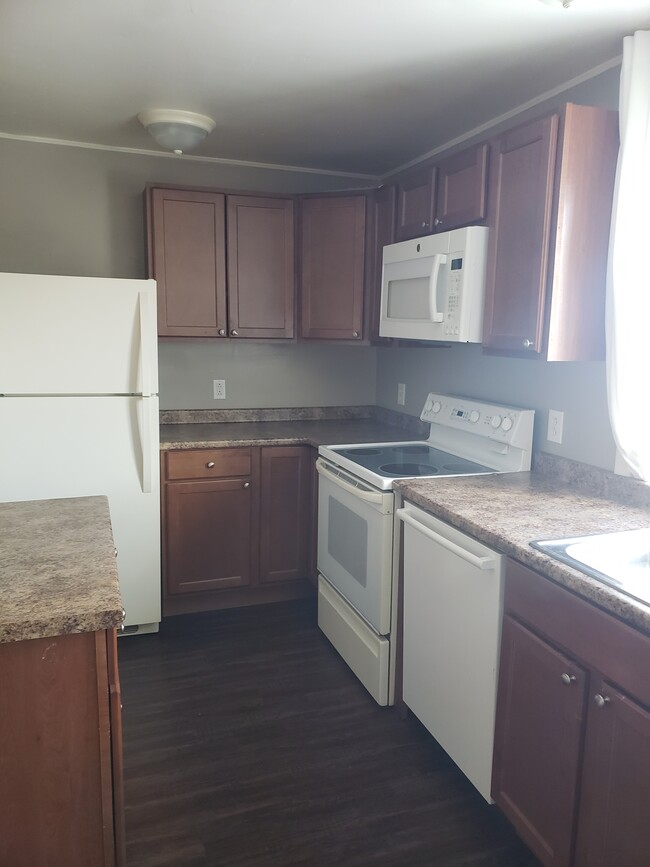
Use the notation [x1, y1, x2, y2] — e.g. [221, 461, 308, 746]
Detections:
[420, 393, 534, 448]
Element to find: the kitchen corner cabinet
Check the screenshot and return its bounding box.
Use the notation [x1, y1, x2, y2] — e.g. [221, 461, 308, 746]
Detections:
[299, 194, 366, 340]
[161, 445, 313, 615]
[0, 629, 125, 867]
[482, 104, 618, 360]
[492, 559, 650, 867]
[395, 142, 489, 241]
[146, 186, 294, 338]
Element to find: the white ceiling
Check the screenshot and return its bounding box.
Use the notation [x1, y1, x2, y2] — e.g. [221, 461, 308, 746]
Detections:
[2, 0, 649, 176]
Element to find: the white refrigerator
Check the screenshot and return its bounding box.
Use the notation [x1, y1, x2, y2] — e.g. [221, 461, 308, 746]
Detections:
[0, 272, 161, 634]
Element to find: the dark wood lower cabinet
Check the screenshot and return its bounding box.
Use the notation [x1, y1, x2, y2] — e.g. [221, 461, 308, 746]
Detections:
[259, 446, 311, 584]
[492, 615, 587, 867]
[165, 477, 256, 594]
[162, 446, 314, 615]
[0, 629, 124, 867]
[574, 681, 650, 867]
[493, 559, 650, 867]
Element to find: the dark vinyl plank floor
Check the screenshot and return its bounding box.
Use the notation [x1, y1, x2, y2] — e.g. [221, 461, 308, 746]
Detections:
[119, 599, 539, 867]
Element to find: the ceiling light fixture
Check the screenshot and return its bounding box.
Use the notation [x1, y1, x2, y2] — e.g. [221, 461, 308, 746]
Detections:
[137, 109, 216, 155]
[538, 0, 575, 7]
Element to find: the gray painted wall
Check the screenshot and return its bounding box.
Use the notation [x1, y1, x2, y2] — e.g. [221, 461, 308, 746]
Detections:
[0, 136, 378, 410]
[375, 345, 615, 470]
[159, 340, 377, 410]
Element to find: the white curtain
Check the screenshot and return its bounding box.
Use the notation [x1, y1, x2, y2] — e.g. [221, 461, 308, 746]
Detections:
[606, 30, 650, 482]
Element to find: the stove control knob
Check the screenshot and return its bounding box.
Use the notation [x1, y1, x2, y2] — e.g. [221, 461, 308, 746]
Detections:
[501, 417, 513, 432]
[491, 415, 502, 429]
[424, 397, 433, 413]
[432, 400, 442, 414]
[469, 410, 480, 423]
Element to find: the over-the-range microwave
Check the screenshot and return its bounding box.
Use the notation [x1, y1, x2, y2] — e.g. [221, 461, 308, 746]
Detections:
[379, 226, 489, 342]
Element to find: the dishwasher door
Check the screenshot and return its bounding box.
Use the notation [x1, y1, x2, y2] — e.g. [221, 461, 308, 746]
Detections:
[398, 502, 504, 802]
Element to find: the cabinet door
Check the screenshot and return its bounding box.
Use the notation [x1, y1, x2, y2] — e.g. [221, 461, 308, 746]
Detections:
[300, 195, 366, 340]
[148, 188, 227, 337]
[435, 142, 488, 232]
[492, 614, 587, 867]
[259, 446, 311, 584]
[396, 166, 437, 240]
[574, 681, 650, 867]
[165, 478, 255, 594]
[368, 185, 396, 344]
[482, 115, 559, 355]
[227, 196, 295, 338]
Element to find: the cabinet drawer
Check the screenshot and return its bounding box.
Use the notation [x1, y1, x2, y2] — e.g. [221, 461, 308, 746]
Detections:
[164, 448, 252, 480]
[505, 559, 650, 706]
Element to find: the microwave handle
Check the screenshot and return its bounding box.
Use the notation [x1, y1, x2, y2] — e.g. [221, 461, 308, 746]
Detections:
[428, 253, 447, 323]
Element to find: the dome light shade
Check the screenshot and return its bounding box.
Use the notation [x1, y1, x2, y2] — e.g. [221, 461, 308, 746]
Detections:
[138, 109, 216, 154]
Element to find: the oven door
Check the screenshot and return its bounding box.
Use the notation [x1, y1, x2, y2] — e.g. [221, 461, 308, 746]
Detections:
[316, 458, 394, 635]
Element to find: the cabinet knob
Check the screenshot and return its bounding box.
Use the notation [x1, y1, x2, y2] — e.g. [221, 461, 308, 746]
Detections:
[561, 673, 576, 685]
[231, 329, 239, 336]
[421, 220, 428, 228]
[243, 481, 250, 489]
[434, 218, 442, 227]
[522, 338, 535, 349]
[594, 693, 610, 709]
[352, 331, 359, 338]
[206, 461, 215, 468]
[218, 328, 226, 336]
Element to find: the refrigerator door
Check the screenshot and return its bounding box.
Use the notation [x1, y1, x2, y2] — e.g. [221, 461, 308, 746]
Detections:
[0, 395, 161, 629]
[0, 273, 158, 396]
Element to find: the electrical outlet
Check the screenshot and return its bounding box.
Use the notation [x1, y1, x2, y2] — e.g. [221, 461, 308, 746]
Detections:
[547, 409, 564, 444]
[213, 379, 226, 400]
[397, 383, 406, 406]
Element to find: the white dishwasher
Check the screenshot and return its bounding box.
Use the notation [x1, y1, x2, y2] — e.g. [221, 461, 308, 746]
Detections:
[398, 501, 504, 803]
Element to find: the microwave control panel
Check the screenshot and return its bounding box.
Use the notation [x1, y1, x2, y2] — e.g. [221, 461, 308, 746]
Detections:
[444, 255, 464, 336]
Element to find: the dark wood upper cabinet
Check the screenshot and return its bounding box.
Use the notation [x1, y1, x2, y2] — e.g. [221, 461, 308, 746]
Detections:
[435, 142, 488, 231]
[396, 166, 437, 241]
[482, 104, 618, 360]
[368, 184, 397, 344]
[492, 614, 587, 867]
[227, 196, 294, 339]
[259, 446, 311, 584]
[574, 681, 650, 867]
[300, 195, 366, 340]
[148, 187, 227, 337]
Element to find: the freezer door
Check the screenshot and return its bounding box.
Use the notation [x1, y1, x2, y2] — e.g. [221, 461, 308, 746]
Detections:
[0, 396, 161, 629]
[0, 273, 158, 396]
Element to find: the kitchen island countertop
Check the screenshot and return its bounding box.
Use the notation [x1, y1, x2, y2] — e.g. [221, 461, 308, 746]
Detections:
[395, 471, 650, 634]
[0, 496, 124, 643]
[160, 418, 422, 450]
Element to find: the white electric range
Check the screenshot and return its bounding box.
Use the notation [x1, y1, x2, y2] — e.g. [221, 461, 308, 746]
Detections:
[315, 392, 535, 706]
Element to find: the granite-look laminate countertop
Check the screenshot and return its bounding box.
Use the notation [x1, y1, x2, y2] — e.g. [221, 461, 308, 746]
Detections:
[160, 418, 422, 450]
[0, 496, 124, 643]
[395, 472, 650, 634]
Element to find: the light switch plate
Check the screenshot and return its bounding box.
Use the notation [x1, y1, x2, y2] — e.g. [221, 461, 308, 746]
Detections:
[397, 383, 406, 406]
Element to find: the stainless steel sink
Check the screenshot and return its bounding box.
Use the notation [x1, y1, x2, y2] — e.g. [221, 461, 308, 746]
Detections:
[531, 528, 650, 606]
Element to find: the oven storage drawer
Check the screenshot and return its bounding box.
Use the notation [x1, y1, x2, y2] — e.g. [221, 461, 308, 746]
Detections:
[318, 576, 389, 706]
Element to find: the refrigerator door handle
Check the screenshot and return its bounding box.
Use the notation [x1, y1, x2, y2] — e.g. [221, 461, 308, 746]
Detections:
[138, 289, 154, 397]
[141, 397, 154, 494]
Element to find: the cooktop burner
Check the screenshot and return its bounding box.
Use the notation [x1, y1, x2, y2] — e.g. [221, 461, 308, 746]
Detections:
[335, 443, 493, 478]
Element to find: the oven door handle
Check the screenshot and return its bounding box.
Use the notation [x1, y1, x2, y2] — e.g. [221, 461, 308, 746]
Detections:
[315, 458, 387, 506]
[397, 508, 496, 570]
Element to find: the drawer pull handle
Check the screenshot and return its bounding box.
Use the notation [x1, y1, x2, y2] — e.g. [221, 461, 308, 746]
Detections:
[522, 338, 535, 349]
[594, 694, 610, 709]
[206, 461, 215, 468]
[561, 673, 576, 685]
